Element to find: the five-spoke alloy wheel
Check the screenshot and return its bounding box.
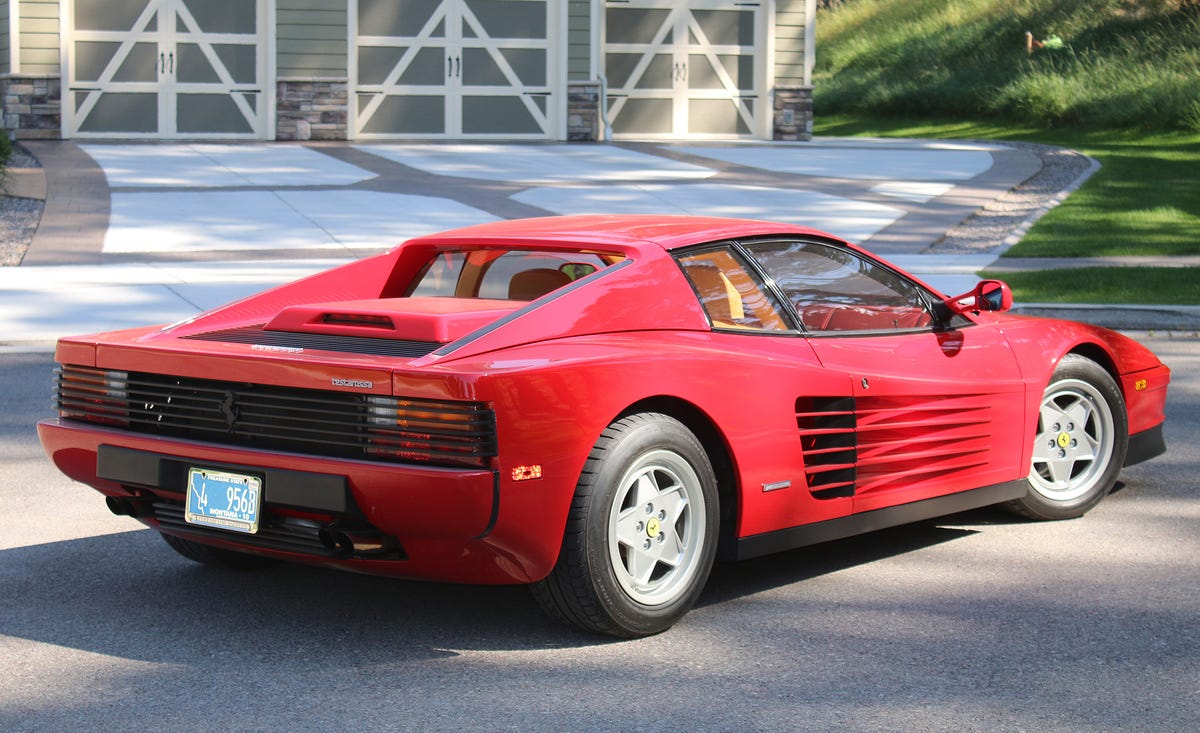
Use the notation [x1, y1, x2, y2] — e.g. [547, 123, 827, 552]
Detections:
[1009, 354, 1128, 520]
[532, 413, 718, 637]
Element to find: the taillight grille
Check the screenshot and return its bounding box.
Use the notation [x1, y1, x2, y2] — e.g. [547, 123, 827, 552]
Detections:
[55, 366, 496, 469]
[56, 366, 129, 426]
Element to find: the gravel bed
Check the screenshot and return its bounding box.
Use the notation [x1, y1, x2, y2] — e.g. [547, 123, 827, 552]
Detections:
[929, 142, 1096, 254]
[0, 145, 45, 266]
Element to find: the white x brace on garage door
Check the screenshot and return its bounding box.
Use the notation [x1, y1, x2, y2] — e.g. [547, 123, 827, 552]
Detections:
[64, 0, 269, 139]
[604, 0, 766, 139]
[352, 0, 560, 139]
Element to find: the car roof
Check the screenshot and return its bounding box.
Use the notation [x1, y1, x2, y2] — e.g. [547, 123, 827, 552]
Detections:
[401, 214, 838, 254]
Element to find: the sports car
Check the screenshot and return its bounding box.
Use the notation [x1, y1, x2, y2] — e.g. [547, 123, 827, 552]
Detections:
[38, 215, 1169, 637]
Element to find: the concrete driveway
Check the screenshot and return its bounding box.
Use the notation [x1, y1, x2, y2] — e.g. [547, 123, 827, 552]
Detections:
[0, 138, 1054, 346]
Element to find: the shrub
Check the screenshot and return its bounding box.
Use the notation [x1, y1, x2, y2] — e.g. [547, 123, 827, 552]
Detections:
[0, 129, 11, 171]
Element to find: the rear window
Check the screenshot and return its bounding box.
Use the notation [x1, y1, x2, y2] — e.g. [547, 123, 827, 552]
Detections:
[409, 250, 623, 301]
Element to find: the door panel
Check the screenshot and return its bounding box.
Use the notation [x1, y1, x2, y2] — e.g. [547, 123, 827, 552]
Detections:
[809, 329, 1027, 513]
[740, 238, 1029, 515]
[75, 91, 158, 133]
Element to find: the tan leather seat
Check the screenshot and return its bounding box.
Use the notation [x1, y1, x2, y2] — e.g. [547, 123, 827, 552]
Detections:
[508, 268, 572, 300]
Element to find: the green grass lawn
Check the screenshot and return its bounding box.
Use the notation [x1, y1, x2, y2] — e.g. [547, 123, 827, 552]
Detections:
[814, 116, 1200, 304]
[814, 116, 1200, 258]
[811, 1, 1200, 305]
[814, 0, 1200, 132]
[988, 267, 1200, 305]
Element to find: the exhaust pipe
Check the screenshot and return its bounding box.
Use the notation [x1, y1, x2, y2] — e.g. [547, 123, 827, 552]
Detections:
[106, 496, 152, 518]
[319, 528, 392, 558]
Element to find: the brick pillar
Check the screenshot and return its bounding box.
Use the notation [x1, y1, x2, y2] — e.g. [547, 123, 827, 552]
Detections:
[567, 81, 601, 142]
[1, 75, 63, 140]
[773, 86, 813, 141]
[276, 80, 349, 141]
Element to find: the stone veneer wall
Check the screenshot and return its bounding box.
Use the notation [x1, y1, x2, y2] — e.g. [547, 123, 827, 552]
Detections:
[566, 81, 601, 142]
[772, 86, 814, 141]
[1, 75, 62, 139]
[276, 80, 349, 141]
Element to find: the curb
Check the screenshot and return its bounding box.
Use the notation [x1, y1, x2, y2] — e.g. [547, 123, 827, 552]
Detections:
[1012, 303, 1200, 331]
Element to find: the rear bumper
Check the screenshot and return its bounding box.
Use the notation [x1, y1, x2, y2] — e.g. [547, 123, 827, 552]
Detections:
[37, 418, 545, 584]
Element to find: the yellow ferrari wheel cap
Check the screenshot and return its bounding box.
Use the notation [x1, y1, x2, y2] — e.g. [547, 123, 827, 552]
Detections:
[646, 517, 661, 538]
[1057, 432, 1071, 448]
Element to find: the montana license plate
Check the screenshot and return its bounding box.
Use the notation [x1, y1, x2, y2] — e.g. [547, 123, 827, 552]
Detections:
[185, 468, 262, 534]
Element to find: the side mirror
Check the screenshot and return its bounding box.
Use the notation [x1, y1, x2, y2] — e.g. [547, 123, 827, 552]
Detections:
[945, 279, 1013, 315]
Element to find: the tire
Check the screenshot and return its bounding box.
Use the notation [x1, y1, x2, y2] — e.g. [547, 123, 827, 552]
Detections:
[160, 532, 273, 570]
[1007, 354, 1128, 520]
[532, 413, 719, 638]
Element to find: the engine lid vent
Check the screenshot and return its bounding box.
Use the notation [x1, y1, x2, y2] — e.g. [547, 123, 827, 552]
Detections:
[265, 297, 521, 344]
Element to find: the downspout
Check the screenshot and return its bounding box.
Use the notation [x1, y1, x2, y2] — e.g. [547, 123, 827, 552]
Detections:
[10, 0, 20, 73]
[599, 74, 611, 141]
[805, 0, 816, 135]
[805, 0, 816, 88]
[592, 0, 611, 141]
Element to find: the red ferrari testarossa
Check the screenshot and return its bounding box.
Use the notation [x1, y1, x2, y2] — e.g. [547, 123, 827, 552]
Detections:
[39, 215, 1169, 637]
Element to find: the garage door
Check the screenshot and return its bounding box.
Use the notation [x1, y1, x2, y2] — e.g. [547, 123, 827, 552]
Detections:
[604, 0, 765, 139]
[353, 0, 559, 139]
[66, 0, 268, 138]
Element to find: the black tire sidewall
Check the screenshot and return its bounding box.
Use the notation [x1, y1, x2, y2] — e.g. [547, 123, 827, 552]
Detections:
[1021, 355, 1129, 520]
[580, 414, 719, 636]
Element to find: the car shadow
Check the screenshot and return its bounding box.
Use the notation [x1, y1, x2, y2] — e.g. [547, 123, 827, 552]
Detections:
[1, 518, 980, 660]
[701, 521, 977, 608]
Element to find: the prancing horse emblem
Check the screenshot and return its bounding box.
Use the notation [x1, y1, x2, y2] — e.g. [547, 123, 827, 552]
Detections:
[218, 392, 239, 433]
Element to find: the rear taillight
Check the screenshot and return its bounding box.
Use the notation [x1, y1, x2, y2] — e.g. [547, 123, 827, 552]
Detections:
[56, 366, 129, 427]
[365, 396, 497, 469]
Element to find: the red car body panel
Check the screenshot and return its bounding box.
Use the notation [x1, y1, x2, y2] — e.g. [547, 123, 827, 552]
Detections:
[38, 215, 1170, 585]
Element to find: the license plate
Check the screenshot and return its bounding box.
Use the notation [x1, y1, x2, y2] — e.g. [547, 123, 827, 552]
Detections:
[185, 468, 262, 534]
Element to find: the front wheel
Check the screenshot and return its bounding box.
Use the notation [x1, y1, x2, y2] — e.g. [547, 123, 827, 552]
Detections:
[532, 413, 719, 638]
[1007, 354, 1128, 520]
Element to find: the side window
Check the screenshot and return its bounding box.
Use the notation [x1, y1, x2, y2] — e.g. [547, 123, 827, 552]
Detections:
[678, 248, 789, 332]
[744, 241, 934, 333]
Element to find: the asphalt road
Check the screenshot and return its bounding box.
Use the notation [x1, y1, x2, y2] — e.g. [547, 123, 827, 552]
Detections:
[1, 336, 1197, 732]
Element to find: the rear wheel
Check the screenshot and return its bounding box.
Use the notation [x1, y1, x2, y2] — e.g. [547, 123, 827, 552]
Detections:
[1007, 354, 1128, 520]
[532, 413, 719, 638]
[160, 532, 273, 569]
